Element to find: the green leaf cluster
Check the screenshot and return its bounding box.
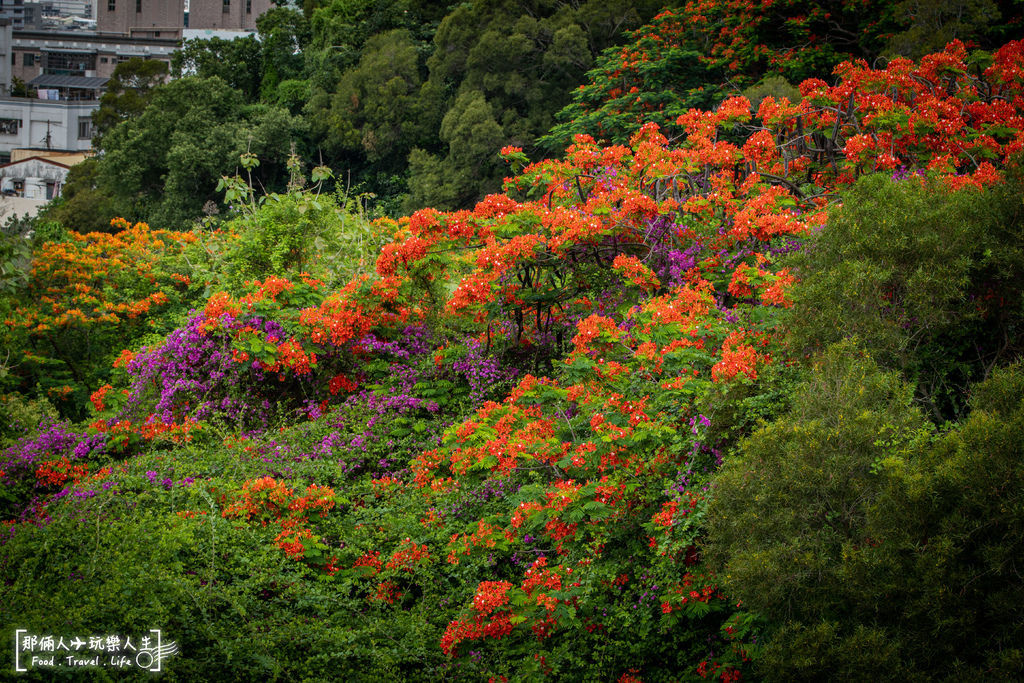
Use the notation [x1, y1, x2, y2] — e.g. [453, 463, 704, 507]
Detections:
[785, 171, 1024, 422]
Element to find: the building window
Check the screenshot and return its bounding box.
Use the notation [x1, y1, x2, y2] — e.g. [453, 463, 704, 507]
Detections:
[45, 52, 97, 76]
[246, 0, 251, 13]
[0, 119, 20, 135]
[136, 0, 141, 12]
[22, 53, 34, 66]
[223, 0, 229, 11]
[78, 117, 92, 139]
[108, 0, 115, 11]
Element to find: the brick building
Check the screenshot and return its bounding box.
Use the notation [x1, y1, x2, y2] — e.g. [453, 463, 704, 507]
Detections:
[97, 0, 183, 39]
[187, 0, 273, 31]
[11, 29, 178, 83]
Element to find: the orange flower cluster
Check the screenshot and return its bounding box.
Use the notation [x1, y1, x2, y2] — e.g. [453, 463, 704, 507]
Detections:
[520, 557, 563, 603]
[440, 612, 514, 656]
[91, 415, 198, 449]
[202, 291, 242, 327]
[659, 572, 724, 617]
[262, 339, 317, 376]
[35, 457, 88, 488]
[651, 491, 704, 535]
[369, 581, 404, 604]
[441, 556, 585, 655]
[612, 254, 661, 292]
[5, 221, 195, 388]
[446, 519, 505, 565]
[90, 384, 113, 412]
[353, 550, 384, 576]
[710, 332, 759, 383]
[222, 477, 335, 565]
[240, 275, 295, 304]
[385, 538, 432, 572]
[112, 349, 135, 368]
[327, 373, 358, 395]
[299, 275, 412, 348]
[471, 580, 514, 614]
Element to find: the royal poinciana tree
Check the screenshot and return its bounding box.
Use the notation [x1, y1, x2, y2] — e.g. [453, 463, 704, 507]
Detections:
[2, 38, 1024, 680]
[543, 0, 1023, 149]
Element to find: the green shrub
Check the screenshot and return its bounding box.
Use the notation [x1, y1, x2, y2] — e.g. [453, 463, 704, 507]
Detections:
[216, 182, 383, 294]
[784, 170, 1024, 422]
[705, 345, 1024, 680]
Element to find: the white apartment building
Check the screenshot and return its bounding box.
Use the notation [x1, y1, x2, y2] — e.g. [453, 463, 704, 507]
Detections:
[0, 96, 97, 158]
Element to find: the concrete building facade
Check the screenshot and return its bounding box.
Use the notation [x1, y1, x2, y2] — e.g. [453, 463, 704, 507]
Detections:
[0, 1, 30, 30]
[0, 96, 97, 157]
[96, 0, 183, 38]
[0, 19, 11, 93]
[187, 0, 272, 31]
[11, 28, 178, 83]
[0, 155, 67, 196]
[0, 155, 71, 217]
[0, 3, 99, 32]
[41, 1, 95, 17]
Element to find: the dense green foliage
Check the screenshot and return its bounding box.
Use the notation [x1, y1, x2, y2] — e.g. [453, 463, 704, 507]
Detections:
[703, 171, 1024, 679]
[786, 172, 1024, 421]
[97, 77, 305, 228]
[706, 347, 1024, 680]
[91, 58, 170, 144]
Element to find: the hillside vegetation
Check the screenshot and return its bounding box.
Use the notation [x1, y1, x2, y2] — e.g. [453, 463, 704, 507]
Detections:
[2, 2, 1024, 680]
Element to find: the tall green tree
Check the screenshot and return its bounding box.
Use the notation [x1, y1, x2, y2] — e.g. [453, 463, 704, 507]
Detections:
[405, 89, 505, 210]
[98, 76, 305, 228]
[304, 0, 450, 93]
[705, 171, 1024, 679]
[400, 0, 659, 208]
[785, 172, 1024, 422]
[256, 6, 312, 105]
[885, 0, 1002, 58]
[91, 58, 170, 145]
[302, 0, 658, 210]
[325, 29, 435, 169]
[171, 36, 265, 101]
[424, 0, 656, 139]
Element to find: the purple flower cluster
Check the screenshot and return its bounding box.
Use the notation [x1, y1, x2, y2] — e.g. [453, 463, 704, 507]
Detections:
[122, 313, 237, 422]
[358, 325, 434, 359]
[892, 166, 926, 182]
[452, 338, 519, 404]
[119, 311, 284, 430]
[0, 421, 99, 487]
[144, 470, 176, 489]
[665, 246, 700, 287]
